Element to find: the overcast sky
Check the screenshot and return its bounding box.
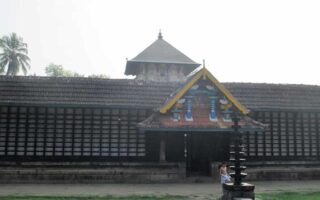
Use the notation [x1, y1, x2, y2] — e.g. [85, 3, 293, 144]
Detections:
[1, 0, 320, 85]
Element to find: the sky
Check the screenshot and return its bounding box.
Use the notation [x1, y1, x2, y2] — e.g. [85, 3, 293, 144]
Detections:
[1, 0, 320, 85]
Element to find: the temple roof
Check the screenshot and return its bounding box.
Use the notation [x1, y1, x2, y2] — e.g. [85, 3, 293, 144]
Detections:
[125, 32, 200, 75]
[0, 75, 320, 111]
[159, 67, 250, 115]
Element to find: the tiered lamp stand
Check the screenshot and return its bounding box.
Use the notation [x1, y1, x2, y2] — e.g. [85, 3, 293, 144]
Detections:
[222, 115, 255, 200]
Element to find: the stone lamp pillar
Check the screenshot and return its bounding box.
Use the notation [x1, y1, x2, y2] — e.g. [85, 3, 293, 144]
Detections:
[222, 114, 255, 200]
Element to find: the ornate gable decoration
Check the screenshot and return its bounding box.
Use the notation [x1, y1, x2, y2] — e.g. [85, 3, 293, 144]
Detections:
[159, 68, 250, 123]
[138, 68, 266, 131]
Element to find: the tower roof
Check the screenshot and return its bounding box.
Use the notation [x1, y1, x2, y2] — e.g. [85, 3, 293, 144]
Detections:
[125, 32, 200, 75]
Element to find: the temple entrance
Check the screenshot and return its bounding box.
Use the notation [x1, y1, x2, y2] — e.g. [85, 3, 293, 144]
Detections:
[186, 133, 230, 176]
[146, 132, 231, 176]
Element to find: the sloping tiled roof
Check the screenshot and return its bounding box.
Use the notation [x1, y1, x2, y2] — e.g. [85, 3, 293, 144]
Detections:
[0, 76, 320, 111]
[125, 34, 200, 75]
[224, 83, 320, 111]
[0, 76, 178, 108]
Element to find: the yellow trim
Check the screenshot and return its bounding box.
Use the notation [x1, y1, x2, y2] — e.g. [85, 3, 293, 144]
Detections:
[159, 68, 250, 115]
[159, 71, 203, 113]
[203, 68, 250, 115]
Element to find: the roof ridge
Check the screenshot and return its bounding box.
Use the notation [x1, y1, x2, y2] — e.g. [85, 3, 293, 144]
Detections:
[223, 82, 320, 87]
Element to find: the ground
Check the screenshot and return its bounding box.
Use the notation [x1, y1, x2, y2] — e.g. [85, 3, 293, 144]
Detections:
[0, 180, 320, 199]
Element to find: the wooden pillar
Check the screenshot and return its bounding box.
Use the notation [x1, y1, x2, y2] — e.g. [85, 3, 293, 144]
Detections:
[159, 134, 166, 162]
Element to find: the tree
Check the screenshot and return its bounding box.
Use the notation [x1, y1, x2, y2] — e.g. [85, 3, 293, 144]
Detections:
[0, 33, 30, 75]
[45, 63, 84, 77]
[88, 74, 110, 79]
[45, 63, 109, 78]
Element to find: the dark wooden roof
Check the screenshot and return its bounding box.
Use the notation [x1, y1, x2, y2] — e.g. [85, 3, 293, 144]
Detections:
[224, 83, 320, 111]
[0, 76, 178, 108]
[125, 34, 200, 75]
[0, 76, 320, 111]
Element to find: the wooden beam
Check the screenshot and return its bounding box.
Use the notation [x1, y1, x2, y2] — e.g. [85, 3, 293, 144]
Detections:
[308, 112, 312, 157]
[254, 111, 258, 157]
[293, 112, 297, 157]
[24, 107, 29, 156]
[62, 108, 66, 156]
[285, 112, 289, 157]
[53, 107, 57, 156]
[246, 131, 250, 157]
[4, 106, 11, 156]
[14, 107, 20, 157]
[34, 107, 39, 157]
[316, 113, 320, 159]
[99, 108, 103, 157]
[81, 108, 85, 157]
[108, 108, 112, 156]
[278, 111, 282, 156]
[300, 113, 305, 156]
[90, 109, 94, 157]
[43, 107, 48, 157]
[71, 108, 75, 156]
[262, 111, 266, 157]
[270, 111, 274, 157]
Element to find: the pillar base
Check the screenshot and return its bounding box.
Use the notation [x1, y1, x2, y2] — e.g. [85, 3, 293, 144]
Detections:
[222, 182, 255, 200]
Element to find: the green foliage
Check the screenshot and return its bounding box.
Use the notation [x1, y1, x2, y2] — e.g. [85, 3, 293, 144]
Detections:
[45, 63, 84, 77]
[45, 63, 109, 78]
[257, 191, 320, 200]
[88, 74, 110, 79]
[0, 33, 31, 75]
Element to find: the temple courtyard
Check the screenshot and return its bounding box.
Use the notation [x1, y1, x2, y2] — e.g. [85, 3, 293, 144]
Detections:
[0, 180, 319, 199]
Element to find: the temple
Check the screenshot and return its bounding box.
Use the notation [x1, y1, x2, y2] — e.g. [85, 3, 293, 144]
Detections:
[0, 33, 320, 183]
[125, 32, 200, 82]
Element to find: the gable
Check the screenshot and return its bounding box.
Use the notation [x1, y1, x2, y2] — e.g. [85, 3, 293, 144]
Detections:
[159, 68, 250, 116]
[137, 68, 261, 131]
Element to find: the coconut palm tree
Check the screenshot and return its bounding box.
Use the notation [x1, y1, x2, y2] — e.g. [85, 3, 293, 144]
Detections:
[0, 33, 30, 75]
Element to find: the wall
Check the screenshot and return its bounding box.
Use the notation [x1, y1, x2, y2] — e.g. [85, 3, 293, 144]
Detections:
[0, 105, 149, 161]
[1, 106, 320, 163]
[0, 162, 186, 183]
[135, 63, 187, 82]
[243, 111, 320, 161]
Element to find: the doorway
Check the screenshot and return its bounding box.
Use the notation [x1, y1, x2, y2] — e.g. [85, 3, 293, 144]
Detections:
[186, 133, 230, 176]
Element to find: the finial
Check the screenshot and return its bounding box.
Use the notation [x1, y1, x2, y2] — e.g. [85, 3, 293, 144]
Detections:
[203, 59, 206, 68]
[158, 29, 163, 39]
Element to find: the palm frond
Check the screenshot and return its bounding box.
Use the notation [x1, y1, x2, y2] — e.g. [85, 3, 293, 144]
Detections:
[0, 33, 31, 75]
[17, 47, 28, 54]
[0, 60, 7, 74]
[19, 56, 30, 68]
[0, 58, 8, 69]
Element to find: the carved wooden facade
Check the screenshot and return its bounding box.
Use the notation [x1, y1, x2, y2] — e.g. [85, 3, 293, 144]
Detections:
[1, 34, 320, 178]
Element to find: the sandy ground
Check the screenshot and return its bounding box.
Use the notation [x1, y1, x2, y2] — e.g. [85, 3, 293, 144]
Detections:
[0, 180, 319, 199]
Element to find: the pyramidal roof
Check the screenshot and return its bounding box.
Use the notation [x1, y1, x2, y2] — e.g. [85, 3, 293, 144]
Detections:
[125, 32, 200, 75]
